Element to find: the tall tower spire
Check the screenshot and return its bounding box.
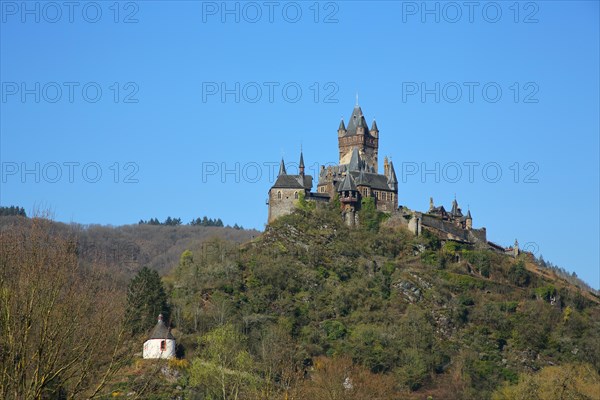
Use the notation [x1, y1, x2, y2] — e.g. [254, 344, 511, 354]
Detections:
[299, 149, 305, 176]
[278, 158, 287, 176]
[355, 92, 359, 106]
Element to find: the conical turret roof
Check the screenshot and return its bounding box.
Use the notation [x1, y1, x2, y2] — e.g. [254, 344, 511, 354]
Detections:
[344, 106, 370, 136]
[278, 158, 287, 176]
[148, 314, 175, 340]
[348, 148, 362, 171]
[388, 161, 398, 184]
[338, 173, 357, 192]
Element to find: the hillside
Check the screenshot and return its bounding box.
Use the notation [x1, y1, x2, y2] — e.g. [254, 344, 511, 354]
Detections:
[1, 209, 598, 399]
[108, 204, 600, 399]
[0, 215, 259, 280]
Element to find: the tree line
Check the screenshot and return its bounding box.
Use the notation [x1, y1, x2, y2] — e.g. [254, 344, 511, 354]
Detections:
[138, 216, 244, 229]
[0, 205, 26, 217]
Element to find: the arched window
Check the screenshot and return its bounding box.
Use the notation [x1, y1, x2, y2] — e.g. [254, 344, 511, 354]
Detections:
[160, 340, 166, 351]
[277, 191, 282, 200]
[294, 192, 299, 199]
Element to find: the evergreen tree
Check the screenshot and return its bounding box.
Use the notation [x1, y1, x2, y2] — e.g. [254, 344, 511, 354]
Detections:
[125, 267, 170, 335]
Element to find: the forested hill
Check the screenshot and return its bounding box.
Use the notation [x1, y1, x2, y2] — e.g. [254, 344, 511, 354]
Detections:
[153, 203, 600, 399]
[0, 214, 259, 280]
[1, 206, 599, 399]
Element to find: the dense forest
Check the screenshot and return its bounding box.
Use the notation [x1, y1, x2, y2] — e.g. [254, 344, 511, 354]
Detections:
[0, 204, 598, 399]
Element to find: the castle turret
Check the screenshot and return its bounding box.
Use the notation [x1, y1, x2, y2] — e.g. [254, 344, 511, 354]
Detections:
[338, 118, 346, 137]
[370, 119, 379, 138]
[514, 239, 519, 257]
[429, 197, 434, 212]
[465, 209, 472, 230]
[387, 161, 398, 191]
[338, 173, 359, 227]
[451, 197, 462, 217]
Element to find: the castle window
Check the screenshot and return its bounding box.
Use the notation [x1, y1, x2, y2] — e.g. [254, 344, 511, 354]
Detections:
[160, 340, 166, 351]
[294, 192, 298, 199]
[277, 191, 282, 200]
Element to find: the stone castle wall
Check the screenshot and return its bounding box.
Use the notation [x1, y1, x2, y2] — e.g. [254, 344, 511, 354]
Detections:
[268, 188, 302, 224]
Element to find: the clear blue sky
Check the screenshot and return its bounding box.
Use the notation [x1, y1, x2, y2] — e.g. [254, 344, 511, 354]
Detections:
[1, 1, 598, 288]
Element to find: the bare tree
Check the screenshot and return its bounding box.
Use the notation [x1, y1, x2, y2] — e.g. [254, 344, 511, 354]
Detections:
[0, 218, 127, 399]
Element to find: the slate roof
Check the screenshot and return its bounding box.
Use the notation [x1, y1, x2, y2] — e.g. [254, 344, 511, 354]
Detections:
[272, 174, 312, 189]
[451, 199, 463, 217]
[459, 210, 472, 222]
[278, 159, 287, 176]
[272, 157, 312, 190]
[343, 106, 370, 136]
[348, 170, 393, 191]
[388, 161, 398, 184]
[338, 173, 357, 192]
[371, 119, 378, 131]
[148, 315, 175, 340]
[348, 148, 363, 171]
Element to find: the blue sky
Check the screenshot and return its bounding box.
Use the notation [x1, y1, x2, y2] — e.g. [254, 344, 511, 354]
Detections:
[1, 1, 598, 288]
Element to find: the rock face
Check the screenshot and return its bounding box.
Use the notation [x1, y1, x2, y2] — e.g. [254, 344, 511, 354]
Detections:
[393, 279, 423, 303]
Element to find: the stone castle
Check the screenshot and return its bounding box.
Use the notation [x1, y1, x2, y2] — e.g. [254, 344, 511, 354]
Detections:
[267, 102, 518, 252]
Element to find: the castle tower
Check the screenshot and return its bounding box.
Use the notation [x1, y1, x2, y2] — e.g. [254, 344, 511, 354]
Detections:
[338, 173, 359, 227]
[268, 155, 314, 224]
[338, 104, 379, 172]
[465, 209, 472, 230]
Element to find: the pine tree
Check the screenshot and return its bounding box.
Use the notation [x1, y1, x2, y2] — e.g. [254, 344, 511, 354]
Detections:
[125, 267, 170, 335]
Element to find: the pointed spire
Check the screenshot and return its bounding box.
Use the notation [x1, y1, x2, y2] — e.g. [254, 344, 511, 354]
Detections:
[355, 92, 359, 106]
[466, 209, 472, 219]
[370, 119, 379, 132]
[388, 161, 398, 184]
[346, 104, 368, 135]
[451, 197, 459, 215]
[357, 168, 367, 185]
[338, 173, 357, 192]
[348, 147, 362, 171]
[299, 150, 305, 176]
[278, 158, 287, 176]
[338, 117, 346, 131]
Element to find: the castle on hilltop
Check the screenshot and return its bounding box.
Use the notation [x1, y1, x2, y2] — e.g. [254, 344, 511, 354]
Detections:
[266, 102, 517, 252]
[268, 103, 398, 227]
